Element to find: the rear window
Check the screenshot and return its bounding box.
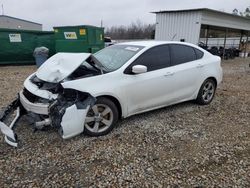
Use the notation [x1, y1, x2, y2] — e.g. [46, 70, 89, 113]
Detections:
[170, 44, 197, 66]
[104, 38, 112, 42]
[194, 48, 204, 59]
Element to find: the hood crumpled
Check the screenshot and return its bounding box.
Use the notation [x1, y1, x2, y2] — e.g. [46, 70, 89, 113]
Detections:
[36, 52, 91, 83]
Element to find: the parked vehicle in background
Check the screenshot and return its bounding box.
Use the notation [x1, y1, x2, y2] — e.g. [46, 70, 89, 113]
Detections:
[104, 37, 115, 47]
[0, 41, 223, 147]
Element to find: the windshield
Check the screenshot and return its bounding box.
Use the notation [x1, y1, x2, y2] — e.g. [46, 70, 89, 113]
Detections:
[92, 45, 144, 72]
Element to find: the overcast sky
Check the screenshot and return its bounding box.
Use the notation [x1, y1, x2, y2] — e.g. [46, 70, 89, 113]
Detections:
[0, 0, 249, 30]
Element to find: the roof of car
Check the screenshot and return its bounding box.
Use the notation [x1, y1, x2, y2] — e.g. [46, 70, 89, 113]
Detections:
[119, 40, 196, 48]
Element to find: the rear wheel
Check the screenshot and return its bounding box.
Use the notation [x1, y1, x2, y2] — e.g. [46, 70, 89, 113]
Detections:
[196, 79, 216, 105]
[84, 97, 118, 136]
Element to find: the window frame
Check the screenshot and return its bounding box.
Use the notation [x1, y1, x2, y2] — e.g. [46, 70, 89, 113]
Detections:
[169, 44, 205, 67]
[194, 47, 204, 60]
[169, 44, 199, 66]
[124, 44, 171, 74]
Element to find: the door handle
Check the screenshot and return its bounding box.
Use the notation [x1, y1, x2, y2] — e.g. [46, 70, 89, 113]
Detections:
[164, 72, 174, 77]
[196, 64, 204, 68]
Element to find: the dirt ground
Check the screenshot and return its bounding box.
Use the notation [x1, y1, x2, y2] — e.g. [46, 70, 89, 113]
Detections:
[0, 58, 249, 187]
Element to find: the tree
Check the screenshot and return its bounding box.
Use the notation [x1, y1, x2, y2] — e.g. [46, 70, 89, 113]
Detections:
[245, 7, 250, 17]
[105, 20, 155, 40]
[232, 6, 250, 17]
[232, 8, 238, 15]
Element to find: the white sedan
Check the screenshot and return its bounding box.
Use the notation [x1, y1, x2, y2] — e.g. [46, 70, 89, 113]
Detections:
[0, 41, 222, 146]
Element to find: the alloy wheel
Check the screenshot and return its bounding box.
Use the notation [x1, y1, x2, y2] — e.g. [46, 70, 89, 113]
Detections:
[202, 82, 215, 103]
[85, 104, 114, 133]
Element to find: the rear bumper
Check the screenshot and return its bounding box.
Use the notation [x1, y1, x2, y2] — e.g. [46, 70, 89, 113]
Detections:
[19, 90, 49, 115]
[219, 66, 223, 84]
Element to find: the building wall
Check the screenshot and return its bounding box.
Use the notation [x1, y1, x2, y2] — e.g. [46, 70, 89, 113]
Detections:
[155, 11, 202, 44]
[0, 16, 42, 31]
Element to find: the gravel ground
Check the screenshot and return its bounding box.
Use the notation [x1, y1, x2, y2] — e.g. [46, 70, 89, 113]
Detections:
[0, 58, 249, 187]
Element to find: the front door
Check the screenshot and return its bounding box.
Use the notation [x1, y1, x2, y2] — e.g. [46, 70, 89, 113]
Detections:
[122, 44, 175, 115]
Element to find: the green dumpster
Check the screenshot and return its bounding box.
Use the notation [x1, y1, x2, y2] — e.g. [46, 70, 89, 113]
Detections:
[54, 25, 104, 53]
[0, 28, 55, 65]
[36, 32, 56, 57]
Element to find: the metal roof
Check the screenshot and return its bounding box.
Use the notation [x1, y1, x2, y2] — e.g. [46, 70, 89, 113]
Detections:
[0, 15, 42, 25]
[153, 8, 250, 21]
[53, 25, 103, 29]
[0, 27, 53, 33]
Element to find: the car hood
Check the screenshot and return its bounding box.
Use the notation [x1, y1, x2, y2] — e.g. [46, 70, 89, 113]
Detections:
[36, 53, 91, 83]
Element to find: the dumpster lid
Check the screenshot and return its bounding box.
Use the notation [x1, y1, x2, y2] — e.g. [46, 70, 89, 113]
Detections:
[36, 53, 91, 83]
[53, 25, 103, 29]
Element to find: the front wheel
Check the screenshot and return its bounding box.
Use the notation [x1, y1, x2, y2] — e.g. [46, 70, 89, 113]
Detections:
[196, 79, 216, 105]
[84, 97, 118, 136]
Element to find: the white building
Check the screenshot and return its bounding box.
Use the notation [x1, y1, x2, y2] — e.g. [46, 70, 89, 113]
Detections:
[154, 8, 250, 45]
[0, 15, 42, 31]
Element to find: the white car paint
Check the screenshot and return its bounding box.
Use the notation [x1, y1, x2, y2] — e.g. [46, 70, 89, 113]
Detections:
[0, 107, 20, 147]
[0, 41, 222, 147]
[19, 91, 49, 115]
[28, 41, 222, 118]
[24, 73, 58, 100]
[60, 105, 90, 139]
[36, 53, 91, 83]
[60, 41, 222, 117]
[30, 41, 222, 118]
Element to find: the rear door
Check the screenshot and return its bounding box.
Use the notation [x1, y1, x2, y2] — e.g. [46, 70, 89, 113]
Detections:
[168, 44, 205, 102]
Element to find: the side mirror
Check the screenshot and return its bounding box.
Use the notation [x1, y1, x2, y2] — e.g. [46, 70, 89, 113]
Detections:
[132, 65, 147, 74]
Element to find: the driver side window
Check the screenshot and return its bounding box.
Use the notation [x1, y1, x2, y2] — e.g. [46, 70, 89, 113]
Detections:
[124, 45, 171, 74]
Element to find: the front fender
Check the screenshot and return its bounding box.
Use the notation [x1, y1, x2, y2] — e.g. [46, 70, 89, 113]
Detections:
[61, 83, 127, 118]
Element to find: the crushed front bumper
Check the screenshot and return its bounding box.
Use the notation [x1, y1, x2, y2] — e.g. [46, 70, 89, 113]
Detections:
[0, 89, 95, 147]
[19, 90, 49, 115]
[0, 107, 20, 147]
[0, 97, 22, 147]
[0, 91, 49, 147]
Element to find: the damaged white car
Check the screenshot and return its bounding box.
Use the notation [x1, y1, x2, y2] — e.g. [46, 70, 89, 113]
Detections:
[0, 41, 222, 147]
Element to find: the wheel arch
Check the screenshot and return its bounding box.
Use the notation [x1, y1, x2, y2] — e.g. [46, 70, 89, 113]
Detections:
[193, 76, 218, 100]
[206, 77, 218, 88]
[96, 95, 123, 119]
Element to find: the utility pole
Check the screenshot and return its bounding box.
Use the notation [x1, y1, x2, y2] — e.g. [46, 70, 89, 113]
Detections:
[1, 4, 4, 15]
[101, 20, 103, 28]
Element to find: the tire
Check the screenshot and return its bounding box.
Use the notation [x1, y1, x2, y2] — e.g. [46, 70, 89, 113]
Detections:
[196, 79, 216, 105]
[84, 97, 118, 136]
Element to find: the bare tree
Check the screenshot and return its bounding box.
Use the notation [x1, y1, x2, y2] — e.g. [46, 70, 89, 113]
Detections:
[232, 6, 250, 17]
[105, 20, 155, 40]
